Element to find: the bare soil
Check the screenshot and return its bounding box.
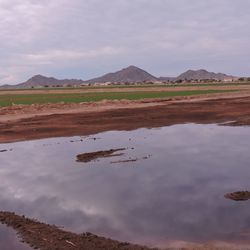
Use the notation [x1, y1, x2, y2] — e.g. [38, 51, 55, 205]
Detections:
[1, 92, 250, 143]
[2, 91, 250, 249]
[76, 148, 126, 162]
[1, 212, 250, 250]
[0, 212, 153, 250]
[111, 159, 138, 164]
[225, 191, 250, 201]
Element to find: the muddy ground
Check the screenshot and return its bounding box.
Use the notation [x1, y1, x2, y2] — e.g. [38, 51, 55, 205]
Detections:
[76, 148, 126, 162]
[2, 92, 250, 249]
[0, 212, 153, 250]
[225, 191, 250, 201]
[1, 212, 250, 250]
[1, 93, 250, 143]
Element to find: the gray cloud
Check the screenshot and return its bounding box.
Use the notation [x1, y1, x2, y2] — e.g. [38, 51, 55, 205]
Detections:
[0, 0, 250, 84]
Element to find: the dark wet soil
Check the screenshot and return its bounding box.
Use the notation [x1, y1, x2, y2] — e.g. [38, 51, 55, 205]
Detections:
[110, 155, 151, 164]
[76, 148, 126, 162]
[2, 96, 250, 143]
[110, 159, 138, 164]
[0, 212, 154, 250]
[225, 191, 250, 201]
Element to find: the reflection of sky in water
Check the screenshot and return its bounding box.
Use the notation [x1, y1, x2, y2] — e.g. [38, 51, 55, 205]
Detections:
[0, 225, 31, 250]
[1, 124, 250, 247]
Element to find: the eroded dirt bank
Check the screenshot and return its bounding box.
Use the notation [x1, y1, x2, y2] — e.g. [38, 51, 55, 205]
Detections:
[1, 95, 250, 143]
[0, 212, 153, 250]
[1, 212, 250, 250]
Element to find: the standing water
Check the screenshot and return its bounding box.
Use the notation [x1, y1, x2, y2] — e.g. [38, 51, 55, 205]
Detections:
[0, 124, 250, 248]
[0, 225, 31, 250]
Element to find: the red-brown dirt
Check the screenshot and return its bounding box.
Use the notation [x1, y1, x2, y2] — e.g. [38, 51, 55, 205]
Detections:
[1, 95, 250, 143]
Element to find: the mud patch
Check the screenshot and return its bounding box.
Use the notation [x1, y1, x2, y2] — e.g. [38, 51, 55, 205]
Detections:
[225, 191, 250, 201]
[0, 211, 153, 250]
[110, 155, 152, 164]
[88, 137, 101, 141]
[76, 148, 126, 163]
[111, 159, 138, 164]
[0, 149, 12, 153]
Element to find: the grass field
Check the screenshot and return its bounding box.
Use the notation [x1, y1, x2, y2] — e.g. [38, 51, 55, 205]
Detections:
[0, 89, 237, 107]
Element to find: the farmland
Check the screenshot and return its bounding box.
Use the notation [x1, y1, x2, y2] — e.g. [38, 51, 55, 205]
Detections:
[2, 85, 250, 250]
[0, 89, 238, 107]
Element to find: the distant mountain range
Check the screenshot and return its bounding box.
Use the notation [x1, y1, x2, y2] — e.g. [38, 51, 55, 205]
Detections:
[0, 66, 239, 88]
[17, 75, 84, 88]
[85, 66, 237, 83]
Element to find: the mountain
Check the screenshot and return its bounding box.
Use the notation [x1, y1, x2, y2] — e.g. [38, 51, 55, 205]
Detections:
[0, 84, 15, 89]
[86, 65, 158, 83]
[1, 67, 239, 88]
[18, 75, 84, 87]
[175, 69, 237, 81]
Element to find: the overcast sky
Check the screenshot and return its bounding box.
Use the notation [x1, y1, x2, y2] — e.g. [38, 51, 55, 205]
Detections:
[0, 0, 250, 84]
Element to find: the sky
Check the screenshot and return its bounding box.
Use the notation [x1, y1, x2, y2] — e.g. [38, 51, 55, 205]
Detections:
[0, 0, 250, 85]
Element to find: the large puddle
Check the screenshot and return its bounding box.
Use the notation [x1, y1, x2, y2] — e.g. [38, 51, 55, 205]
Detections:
[0, 225, 31, 250]
[1, 124, 250, 248]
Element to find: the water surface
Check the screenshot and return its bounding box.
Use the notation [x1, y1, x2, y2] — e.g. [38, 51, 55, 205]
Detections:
[1, 124, 250, 248]
[0, 225, 31, 250]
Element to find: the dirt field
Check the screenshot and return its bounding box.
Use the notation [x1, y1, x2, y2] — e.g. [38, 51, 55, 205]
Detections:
[2, 89, 250, 249]
[1, 90, 250, 143]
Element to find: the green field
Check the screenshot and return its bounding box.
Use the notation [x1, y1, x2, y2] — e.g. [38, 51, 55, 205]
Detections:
[0, 90, 237, 107]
